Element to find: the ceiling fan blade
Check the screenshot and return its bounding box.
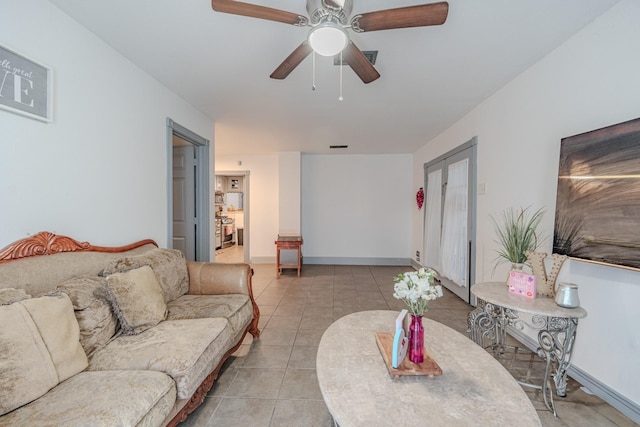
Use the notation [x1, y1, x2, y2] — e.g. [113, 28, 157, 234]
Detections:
[270, 42, 313, 80]
[211, 0, 307, 26]
[351, 1, 449, 32]
[343, 42, 380, 84]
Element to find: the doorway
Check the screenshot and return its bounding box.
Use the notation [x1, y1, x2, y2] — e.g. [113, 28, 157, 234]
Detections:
[215, 170, 250, 263]
[423, 138, 477, 303]
[167, 119, 210, 262]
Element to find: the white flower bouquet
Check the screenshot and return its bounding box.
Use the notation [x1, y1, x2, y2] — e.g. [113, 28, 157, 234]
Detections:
[393, 268, 443, 316]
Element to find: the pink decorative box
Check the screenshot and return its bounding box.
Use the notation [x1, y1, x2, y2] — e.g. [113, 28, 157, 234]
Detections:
[508, 271, 536, 298]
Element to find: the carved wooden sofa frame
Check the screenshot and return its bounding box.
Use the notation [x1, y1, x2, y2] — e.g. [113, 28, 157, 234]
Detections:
[0, 232, 261, 426]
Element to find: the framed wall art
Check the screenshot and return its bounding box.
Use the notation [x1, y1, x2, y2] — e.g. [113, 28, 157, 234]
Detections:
[0, 44, 53, 122]
[553, 117, 640, 270]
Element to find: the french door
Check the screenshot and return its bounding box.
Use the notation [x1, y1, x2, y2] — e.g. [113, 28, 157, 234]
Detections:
[423, 139, 477, 303]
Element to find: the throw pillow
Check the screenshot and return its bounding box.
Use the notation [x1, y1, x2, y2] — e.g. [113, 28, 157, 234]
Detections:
[104, 265, 167, 335]
[0, 287, 31, 305]
[101, 248, 189, 303]
[57, 275, 118, 357]
[19, 293, 89, 382]
[0, 293, 88, 416]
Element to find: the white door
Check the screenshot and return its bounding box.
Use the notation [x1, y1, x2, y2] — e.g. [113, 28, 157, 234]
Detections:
[173, 145, 197, 261]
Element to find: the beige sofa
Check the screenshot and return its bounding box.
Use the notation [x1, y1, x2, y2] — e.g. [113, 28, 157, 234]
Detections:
[0, 232, 260, 427]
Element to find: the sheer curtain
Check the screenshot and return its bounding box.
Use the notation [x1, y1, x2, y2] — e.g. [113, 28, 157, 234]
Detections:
[424, 169, 442, 273]
[440, 158, 468, 287]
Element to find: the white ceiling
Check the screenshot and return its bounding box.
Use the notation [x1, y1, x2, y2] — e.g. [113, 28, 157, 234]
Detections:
[49, 0, 618, 155]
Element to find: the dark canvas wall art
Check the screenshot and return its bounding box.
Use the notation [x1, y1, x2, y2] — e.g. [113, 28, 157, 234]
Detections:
[554, 117, 640, 270]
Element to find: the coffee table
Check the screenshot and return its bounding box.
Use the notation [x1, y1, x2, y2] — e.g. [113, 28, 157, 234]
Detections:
[317, 310, 541, 427]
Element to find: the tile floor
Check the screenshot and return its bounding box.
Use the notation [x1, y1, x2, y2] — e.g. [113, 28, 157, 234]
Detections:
[182, 260, 638, 427]
[214, 244, 245, 263]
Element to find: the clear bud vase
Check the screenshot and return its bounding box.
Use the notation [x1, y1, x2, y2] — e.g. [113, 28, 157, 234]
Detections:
[409, 314, 424, 364]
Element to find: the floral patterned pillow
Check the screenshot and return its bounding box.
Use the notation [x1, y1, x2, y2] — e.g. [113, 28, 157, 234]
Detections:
[104, 266, 167, 335]
[101, 248, 188, 303]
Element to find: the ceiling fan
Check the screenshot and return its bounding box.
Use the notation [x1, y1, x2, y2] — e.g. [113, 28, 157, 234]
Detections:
[211, 0, 449, 84]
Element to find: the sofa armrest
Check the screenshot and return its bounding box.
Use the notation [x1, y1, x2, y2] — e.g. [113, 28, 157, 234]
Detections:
[186, 261, 260, 339]
[186, 262, 252, 296]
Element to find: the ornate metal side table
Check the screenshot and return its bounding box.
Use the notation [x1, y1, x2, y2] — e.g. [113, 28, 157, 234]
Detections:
[468, 282, 587, 416]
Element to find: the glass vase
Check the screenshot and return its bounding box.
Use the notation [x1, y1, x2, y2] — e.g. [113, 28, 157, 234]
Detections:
[409, 314, 424, 364]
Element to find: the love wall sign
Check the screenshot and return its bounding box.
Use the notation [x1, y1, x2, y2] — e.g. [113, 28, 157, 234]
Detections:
[0, 45, 53, 122]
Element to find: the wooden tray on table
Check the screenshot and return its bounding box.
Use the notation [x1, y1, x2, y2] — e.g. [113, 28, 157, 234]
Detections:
[375, 332, 442, 378]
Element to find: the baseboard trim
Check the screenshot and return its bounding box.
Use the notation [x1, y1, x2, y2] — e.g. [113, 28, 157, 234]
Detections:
[569, 364, 640, 424]
[250, 256, 413, 267]
[302, 257, 412, 266]
[507, 327, 640, 424]
[250, 256, 276, 264]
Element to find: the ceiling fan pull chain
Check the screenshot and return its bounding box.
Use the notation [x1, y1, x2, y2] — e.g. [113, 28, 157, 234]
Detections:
[338, 50, 344, 101]
[312, 51, 317, 91]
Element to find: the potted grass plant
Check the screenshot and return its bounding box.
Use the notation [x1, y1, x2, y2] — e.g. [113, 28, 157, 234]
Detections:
[491, 206, 545, 272]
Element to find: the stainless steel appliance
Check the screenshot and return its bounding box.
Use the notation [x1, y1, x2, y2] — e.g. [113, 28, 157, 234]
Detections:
[214, 192, 225, 205]
[215, 217, 222, 249]
[220, 216, 235, 249]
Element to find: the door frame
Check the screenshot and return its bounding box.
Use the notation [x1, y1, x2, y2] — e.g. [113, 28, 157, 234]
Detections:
[166, 118, 210, 261]
[423, 137, 477, 303]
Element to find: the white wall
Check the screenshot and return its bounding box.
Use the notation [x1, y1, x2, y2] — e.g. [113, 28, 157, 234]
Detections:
[278, 152, 301, 235]
[412, 0, 640, 416]
[217, 152, 413, 265]
[302, 154, 413, 264]
[0, 0, 214, 249]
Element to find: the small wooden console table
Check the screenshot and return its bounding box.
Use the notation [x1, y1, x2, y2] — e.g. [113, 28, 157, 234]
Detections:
[469, 282, 587, 416]
[274, 235, 303, 277]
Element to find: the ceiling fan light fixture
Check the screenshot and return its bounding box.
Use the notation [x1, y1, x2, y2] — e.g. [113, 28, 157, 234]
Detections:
[308, 22, 348, 57]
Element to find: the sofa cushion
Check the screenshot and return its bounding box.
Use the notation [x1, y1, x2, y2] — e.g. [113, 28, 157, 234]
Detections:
[0, 293, 87, 416]
[88, 318, 232, 399]
[0, 370, 176, 427]
[56, 275, 118, 357]
[102, 248, 189, 303]
[0, 287, 30, 305]
[167, 294, 252, 340]
[104, 266, 167, 336]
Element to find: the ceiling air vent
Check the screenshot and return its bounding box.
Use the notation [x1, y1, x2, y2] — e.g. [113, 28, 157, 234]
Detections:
[334, 51, 378, 66]
[329, 145, 349, 149]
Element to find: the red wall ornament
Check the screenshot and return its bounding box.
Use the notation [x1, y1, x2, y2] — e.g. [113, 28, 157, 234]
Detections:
[416, 187, 424, 210]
